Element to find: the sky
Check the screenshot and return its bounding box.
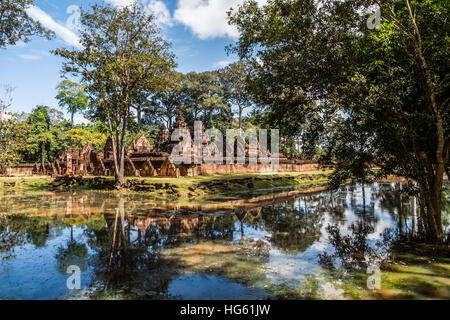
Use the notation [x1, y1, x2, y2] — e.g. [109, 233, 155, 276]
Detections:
[0, 0, 266, 123]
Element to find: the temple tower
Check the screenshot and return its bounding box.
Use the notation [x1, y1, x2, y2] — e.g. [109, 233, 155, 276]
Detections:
[154, 123, 170, 152]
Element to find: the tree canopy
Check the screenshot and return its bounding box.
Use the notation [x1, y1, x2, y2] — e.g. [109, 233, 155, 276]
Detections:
[54, 2, 176, 186]
[55, 80, 89, 128]
[228, 0, 449, 240]
[0, 0, 53, 48]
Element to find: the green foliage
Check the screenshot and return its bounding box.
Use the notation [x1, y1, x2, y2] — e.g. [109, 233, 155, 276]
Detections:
[125, 125, 158, 147]
[53, 2, 176, 185]
[146, 71, 186, 129]
[65, 128, 107, 150]
[218, 60, 254, 129]
[178, 70, 233, 131]
[229, 0, 449, 240]
[74, 120, 108, 135]
[55, 80, 89, 127]
[280, 136, 300, 159]
[0, 0, 53, 48]
[228, 0, 326, 140]
[21, 106, 69, 163]
[146, 68, 245, 133]
[0, 113, 25, 174]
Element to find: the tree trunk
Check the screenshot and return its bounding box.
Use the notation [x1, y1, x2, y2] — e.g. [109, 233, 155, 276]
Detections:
[106, 114, 125, 189]
[239, 106, 243, 131]
[71, 111, 74, 128]
[117, 114, 127, 187]
[405, 0, 444, 241]
[398, 183, 403, 236]
[110, 112, 128, 188]
[411, 195, 417, 237]
[426, 186, 443, 241]
[137, 106, 142, 131]
[41, 142, 46, 174]
[418, 180, 443, 241]
[203, 110, 208, 127]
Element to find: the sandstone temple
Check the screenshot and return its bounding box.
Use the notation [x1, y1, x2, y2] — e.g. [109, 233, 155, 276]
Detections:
[7, 114, 319, 177]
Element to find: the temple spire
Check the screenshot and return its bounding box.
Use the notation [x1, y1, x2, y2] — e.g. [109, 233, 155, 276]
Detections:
[154, 123, 170, 152]
[173, 112, 187, 129]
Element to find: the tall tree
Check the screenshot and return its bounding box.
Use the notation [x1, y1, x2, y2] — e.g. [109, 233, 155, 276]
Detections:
[147, 71, 186, 130]
[0, 114, 24, 175]
[25, 106, 53, 172]
[20, 106, 68, 169]
[181, 71, 231, 129]
[55, 80, 89, 128]
[131, 89, 148, 132]
[229, 0, 449, 240]
[0, 0, 53, 48]
[54, 2, 175, 187]
[219, 60, 253, 131]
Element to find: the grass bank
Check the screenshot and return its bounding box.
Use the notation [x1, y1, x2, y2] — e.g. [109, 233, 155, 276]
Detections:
[0, 170, 331, 201]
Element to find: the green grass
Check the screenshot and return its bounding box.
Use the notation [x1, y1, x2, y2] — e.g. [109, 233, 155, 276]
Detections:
[0, 170, 332, 202]
[0, 177, 52, 192]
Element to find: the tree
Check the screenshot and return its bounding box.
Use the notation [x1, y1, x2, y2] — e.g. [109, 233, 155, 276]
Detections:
[0, 113, 24, 175]
[229, 0, 449, 241]
[219, 60, 253, 131]
[74, 120, 109, 135]
[55, 80, 89, 128]
[65, 128, 107, 151]
[0, 86, 27, 174]
[25, 106, 53, 172]
[0, 0, 53, 48]
[180, 71, 232, 130]
[22, 106, 69, 170]
[54, 2, 175, 187]
[147, 71, 186, 130]
[131, 89, 149, 132]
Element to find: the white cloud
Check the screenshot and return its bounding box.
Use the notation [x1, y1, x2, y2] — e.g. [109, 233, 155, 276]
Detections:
[105, 0, 173, 27]
[26, 6, 82, 49]
[18, 54, 41, 60]
[104, 0, 136, 7]
[147, 0, 173, 27]
[212, 59, 235, 68]
[174, 0, 267, 40]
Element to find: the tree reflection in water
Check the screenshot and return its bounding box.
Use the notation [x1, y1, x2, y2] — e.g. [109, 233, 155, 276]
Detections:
[260, 197, 324, 254]
[0, 182, 448, 300]
[318, 222, 394, 272]
[317, 184, 400, 273]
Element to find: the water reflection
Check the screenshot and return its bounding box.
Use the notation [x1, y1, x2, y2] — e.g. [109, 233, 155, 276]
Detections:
[0, 183, 448, 300]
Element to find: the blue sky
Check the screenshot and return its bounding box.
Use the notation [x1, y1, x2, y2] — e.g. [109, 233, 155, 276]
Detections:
[0, 0, 266, 122]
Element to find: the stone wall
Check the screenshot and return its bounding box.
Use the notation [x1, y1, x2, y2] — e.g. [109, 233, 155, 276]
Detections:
[181, 161, 320, 177]
[6, 164, 36, 176]
[6, 161, 321, 177]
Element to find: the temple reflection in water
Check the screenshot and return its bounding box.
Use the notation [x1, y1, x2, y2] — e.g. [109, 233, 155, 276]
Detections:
[0, 182, 448, 300]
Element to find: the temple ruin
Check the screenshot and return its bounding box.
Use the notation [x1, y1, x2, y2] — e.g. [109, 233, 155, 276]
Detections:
[7, 113, 319, 177]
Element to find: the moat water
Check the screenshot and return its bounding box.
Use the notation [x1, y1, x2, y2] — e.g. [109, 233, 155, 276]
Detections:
[0, 183, 449, 300]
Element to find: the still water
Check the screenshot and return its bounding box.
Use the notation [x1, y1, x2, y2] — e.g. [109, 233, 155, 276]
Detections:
[0, 183, 449, 300]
